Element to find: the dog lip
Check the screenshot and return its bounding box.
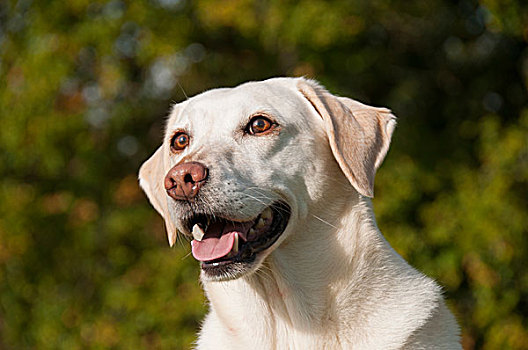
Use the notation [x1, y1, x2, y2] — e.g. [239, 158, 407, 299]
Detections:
[183, 212, 254, 236]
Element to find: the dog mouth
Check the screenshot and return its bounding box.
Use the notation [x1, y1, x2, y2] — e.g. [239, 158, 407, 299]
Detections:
[184, 202, 290, 273]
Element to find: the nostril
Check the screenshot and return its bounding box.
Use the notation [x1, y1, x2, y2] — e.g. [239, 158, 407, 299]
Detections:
[184, 173, 194, 184]
[167, 179, 176, 190]
[165, 174, 178, 192]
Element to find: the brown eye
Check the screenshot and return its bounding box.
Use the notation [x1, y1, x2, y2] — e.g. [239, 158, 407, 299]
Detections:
[247, 116, 275, 135]
[171, 132, 189, 151]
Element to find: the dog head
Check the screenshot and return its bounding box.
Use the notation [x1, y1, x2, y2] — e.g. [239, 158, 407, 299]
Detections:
[139, 77, 396, 281]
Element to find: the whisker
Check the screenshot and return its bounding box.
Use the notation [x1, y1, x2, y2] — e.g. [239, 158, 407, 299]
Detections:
[181, 250, 193, 260]
[240, 193, 271, 206]
[311, 214, 338, 229]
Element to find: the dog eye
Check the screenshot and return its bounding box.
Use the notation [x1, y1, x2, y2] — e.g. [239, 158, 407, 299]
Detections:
[247, 116, 275, 135]
[171, 132, 190, 151]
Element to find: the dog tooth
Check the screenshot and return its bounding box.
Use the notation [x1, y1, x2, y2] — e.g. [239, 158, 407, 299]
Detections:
[233, 232, 239, 254]
[256, 218, 266, 229]
[248, 228, 256, 239]
[261, 207, 272, 220]
[192, 224, 205, 241]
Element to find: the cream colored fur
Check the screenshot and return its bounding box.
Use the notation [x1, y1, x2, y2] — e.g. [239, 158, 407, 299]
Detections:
[139, 77, 461, 349]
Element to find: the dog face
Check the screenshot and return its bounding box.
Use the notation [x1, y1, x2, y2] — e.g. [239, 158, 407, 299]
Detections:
[139, 77, 396, 281]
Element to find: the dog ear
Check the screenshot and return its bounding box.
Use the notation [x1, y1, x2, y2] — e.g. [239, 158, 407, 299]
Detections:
[138, 145, 177, 246]
[297, 79, 396, 198]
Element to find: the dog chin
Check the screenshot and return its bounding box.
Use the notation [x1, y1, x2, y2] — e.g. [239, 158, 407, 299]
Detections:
[200, 251, 268, 282]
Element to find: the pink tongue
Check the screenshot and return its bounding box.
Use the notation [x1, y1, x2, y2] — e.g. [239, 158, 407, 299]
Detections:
[190, 221, 254, 262]
[191, 231, 236, 262]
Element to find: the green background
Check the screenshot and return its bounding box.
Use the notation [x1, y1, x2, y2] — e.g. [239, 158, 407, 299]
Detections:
[1, 0, 527, 348]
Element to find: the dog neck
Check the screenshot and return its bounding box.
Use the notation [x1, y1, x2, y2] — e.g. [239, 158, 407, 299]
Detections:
[201, 195, 443, 347]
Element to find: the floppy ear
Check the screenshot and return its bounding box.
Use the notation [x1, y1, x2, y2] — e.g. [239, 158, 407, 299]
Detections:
[138, 145, 177, 246]
[297, 79, 396, 198]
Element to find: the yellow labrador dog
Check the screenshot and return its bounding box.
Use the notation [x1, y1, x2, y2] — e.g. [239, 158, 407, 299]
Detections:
[139, 77, 461, 349]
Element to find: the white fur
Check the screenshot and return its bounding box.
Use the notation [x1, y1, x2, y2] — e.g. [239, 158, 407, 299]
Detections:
[139, 77, 461, 349]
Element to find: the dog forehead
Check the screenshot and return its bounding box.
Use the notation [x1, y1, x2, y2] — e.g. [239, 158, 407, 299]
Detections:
[166, 78, 307, 132]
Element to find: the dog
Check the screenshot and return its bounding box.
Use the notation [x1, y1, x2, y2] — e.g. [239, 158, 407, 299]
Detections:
[139, 77, 461, 349]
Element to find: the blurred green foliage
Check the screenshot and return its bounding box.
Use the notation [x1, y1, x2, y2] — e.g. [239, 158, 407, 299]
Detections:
[0, 0, 526, 349]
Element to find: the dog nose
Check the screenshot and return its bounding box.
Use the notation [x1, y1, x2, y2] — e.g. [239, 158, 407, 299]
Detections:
[164, 162, 209, 201]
